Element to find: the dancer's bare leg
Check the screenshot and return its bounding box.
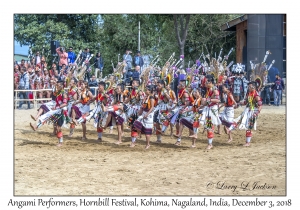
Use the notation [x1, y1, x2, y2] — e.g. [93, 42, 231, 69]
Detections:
[71, 109, 78, 125]
[145, 134, 151, 149]
[115, 125, 123, 144]
[191, 137, 196, 148]
[82, 123, 87, 140]
[103, 113, 112, 129]
[174, 123, 184, 138]
[227, 131, 233, 143]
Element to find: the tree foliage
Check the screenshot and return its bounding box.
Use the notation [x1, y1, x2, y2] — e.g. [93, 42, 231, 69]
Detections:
[14, 14, 240, 76]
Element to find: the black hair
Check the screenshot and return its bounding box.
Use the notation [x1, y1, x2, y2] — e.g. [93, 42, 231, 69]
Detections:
[132, 78, 140, 84]
[99, 81, 106, 87]
[157, 80, 165, 87]
[248, 81, 257, 88]
[146, 85, 155, 93]
[117, 83, 124, 92]
[205, 75, 215, 84]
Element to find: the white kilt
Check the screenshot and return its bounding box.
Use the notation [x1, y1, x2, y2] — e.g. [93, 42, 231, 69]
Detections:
[199, 105, 222, 126]
[126, 104, 140, 117]
[43, 100, 56, 110]
[220, 106, 234, 123]
[234, 107, 257, 130]
[136, 111, 154, 129]
[39, 109, 62, 124]
[78, 104, 90, 115]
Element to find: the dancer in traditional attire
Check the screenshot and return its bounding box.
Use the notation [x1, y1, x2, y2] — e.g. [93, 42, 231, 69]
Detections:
[218, 83, 237, 143]
[173, 79, 192, 146]
[67, 79, 78, 137]
[30, 80, 57, 122]
[88, 81, 108, 142]
[175, 88, 202, 147]
[161, 82, 177, 135]
[30, 81, 68, 146]
[132, 85, 155, 149]
[102, 83, 127, 144]
[123, 78, 144, 147]
[71, 81, 94, 140]
[199, 75, 222, 150]
[233, 81, 262, 146]
[153, 80, 170, 143]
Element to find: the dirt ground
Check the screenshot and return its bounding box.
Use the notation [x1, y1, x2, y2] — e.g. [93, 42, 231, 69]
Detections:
[14, 105, 286, 196]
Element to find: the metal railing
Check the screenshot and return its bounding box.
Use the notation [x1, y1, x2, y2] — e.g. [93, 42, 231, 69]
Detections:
[14, 87, 99, 109]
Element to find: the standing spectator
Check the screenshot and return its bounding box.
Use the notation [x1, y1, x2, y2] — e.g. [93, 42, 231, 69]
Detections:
[272, 74, 285, 106]
[88, 75, 98, 95]
[56, 47, 68, 70]
[30, 57, 35, 67]
[19, 59, 28, 69]
[35, 51, 41, 65]
[43, 69, 52, 101]
[27, 66, 35, 88]
[80, 48, 91, 66]
[132, 65, 141, 82]
[33, 67, 43, 101]
[67, 47, 76, 64]
[94, 52, 104, 78]
[123, 49, 133, 74]
[14, 65, 20, 98]
[133, 50, 144, 72]
[49, 63, 57, 77]
[261, 70, 272, 105]
[52, 69, 60, 81]
[18, 67, 31, 109]
[36, 56, 47, 75]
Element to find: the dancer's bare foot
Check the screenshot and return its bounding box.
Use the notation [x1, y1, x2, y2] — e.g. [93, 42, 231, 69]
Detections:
[109, 129, 113, 134]
[30, 115, 36, 121]
[190, 144, 196, 148]
[174, 141, 181, 146]
[206, 144, 213, 150]
[243, 142, 250, 147]
[82, 136, 87, 141]
[227, 138, 232, 143]
[173, 133, 180, 138]
[189, 134, 197, 138]
[29, 122, 37, 131]
[215, 131, 221, 135]
[115, 141, 122, 145]
[68, 132, 73, 137]
[155, 140, 162, 143]
[170, 132, 173, 136]
[57, 143, 63, 147]
[129, 142, 136, 147]
[145, 144, 150, 149]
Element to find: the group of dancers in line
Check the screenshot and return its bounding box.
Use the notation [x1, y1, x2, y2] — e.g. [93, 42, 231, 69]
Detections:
[29, 72, 262, 150]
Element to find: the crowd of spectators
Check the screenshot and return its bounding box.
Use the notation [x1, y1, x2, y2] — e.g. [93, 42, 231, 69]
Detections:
[14, 46, 105, 109]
